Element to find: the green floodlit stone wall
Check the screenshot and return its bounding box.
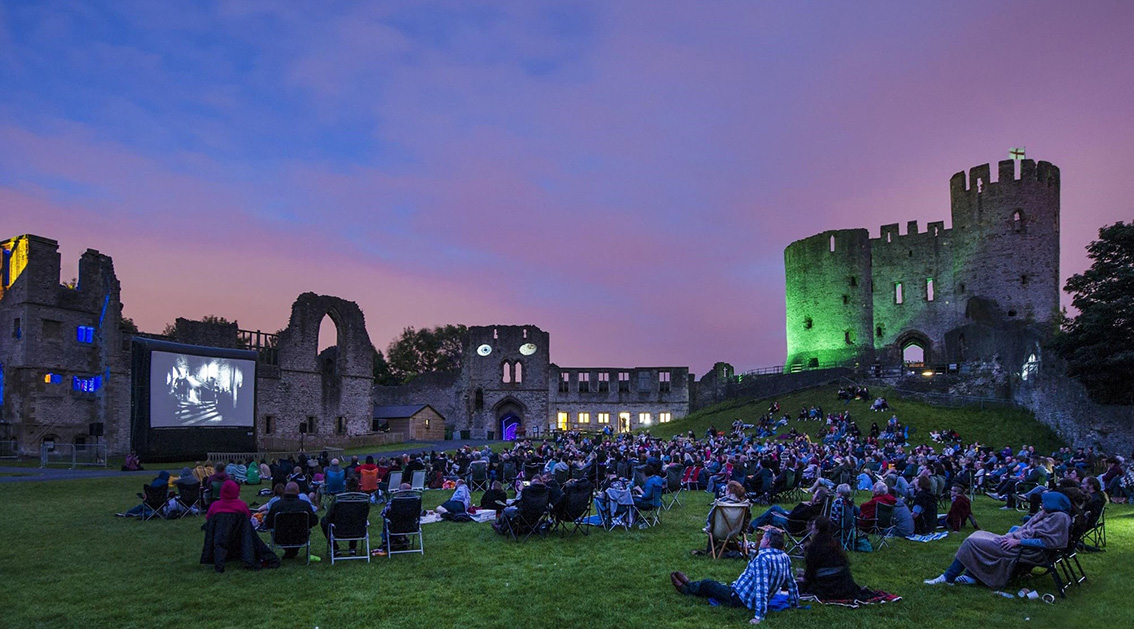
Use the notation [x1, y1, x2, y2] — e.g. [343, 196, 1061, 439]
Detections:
[785, 159, 1060, 368]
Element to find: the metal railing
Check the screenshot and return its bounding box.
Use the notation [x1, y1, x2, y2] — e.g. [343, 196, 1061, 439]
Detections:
[39, 443, 108, 468]
[0, 440, 18, 459]
[206, 447, 346, 466]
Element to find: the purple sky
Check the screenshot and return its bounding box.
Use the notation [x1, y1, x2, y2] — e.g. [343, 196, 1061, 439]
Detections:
[3, 1, 1133, 375]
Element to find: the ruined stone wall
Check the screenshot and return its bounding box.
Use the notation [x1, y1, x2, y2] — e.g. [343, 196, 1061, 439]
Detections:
[549, 365, 690, 432]
[1014, 354, 1134, 455]
[256, 293, 375, 446]
[372, 371, 464, 432]
[784, 229, 873, 368]
[0, 235, 131, 455]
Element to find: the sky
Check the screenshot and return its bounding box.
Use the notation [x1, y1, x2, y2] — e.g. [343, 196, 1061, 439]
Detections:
[2, 1, 1133, 375]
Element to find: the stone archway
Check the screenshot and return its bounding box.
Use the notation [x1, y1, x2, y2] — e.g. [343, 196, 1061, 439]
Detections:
[896, 330, 932, 366]
[493, 397, 527, 441]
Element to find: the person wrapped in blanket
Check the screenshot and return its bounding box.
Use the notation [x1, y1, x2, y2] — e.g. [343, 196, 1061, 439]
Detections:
[924, 491, 1072, 587]
[672, 526, 799, 625]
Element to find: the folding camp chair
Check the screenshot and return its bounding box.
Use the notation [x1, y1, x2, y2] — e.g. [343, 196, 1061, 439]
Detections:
[174, 482, 204, 518]
[523, 462, 543, 482]
[327, 493, 371, 564]
[467, 462, 490, 492]
[601, 485, 637, 531]
[829, 498, 858, 551]
[1082, 506, 1106, 551]
[662, 465, 686, 510]
[681, 466, 702, 492]
[501, 484, 550, 542]
[865, 501, 897, 550]
[137, 483, 170, 521]
[553, 467, 569, 486]
[271, 510, 313, 564]
[387, 471, 404, 493]
[706, 502, 750, 558]
[552, 480, 593, 537]
[500, 461, 518, 488]
[384, 491, 424, 556]
[410, 470, 426, 492]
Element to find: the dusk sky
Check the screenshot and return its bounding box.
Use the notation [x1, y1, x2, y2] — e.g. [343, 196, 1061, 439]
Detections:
[3, 1, 1133, 375]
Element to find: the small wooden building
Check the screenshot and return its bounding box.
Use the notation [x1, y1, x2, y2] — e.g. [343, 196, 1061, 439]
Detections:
[373, 404, 446, 441]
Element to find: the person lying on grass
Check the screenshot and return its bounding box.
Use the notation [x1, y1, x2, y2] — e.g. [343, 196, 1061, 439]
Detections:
[924, 491, 1072, 587]
[671, 526, 799, 625]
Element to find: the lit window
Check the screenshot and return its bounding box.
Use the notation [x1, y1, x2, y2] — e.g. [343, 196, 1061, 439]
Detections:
[72, 375, 101, 392]
[76, 326, 95, 343]
[557, 412, 568, 430]
[895, 282, 904, 304]
[597, 412, 610, 424]
[926, 277, 935, 302]
[659, 412, 671, 423]
[578, 372, 590, 393]
[578, 412, 590, 424]
[44, 373, 62, 384]
[638, 412, 652, 426]
[618, 412, 631, 432]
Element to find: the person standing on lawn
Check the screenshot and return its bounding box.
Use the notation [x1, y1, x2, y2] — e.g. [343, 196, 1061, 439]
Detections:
[671, 527, 799, 624]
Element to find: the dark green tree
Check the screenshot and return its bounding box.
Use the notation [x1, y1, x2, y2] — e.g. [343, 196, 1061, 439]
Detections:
[385, 324, 468, 383]
[1051, 221, 1134, 404]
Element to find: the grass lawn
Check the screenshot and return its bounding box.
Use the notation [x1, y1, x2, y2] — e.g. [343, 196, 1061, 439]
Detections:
[1, 386, 1125, 628]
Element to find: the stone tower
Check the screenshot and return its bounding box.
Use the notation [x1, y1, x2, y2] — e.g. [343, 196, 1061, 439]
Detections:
[461, 325, 549, 439]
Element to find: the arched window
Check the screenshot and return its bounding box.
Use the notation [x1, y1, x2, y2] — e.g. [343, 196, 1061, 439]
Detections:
[514, 362, 523, 383]
[502, 362, 512, 383]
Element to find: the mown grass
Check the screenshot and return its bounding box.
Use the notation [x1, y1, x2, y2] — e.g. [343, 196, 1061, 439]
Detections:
[3, 385, 1125, 628]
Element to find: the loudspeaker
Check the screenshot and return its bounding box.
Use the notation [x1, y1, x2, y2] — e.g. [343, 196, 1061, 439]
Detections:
[89, 422, 104, 437]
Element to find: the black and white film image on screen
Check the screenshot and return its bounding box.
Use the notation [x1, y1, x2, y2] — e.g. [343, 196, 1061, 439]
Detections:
[150, 351, 255, 428]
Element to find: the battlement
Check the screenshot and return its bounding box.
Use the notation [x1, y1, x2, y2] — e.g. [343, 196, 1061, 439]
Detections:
[950, 159, 1060, 196]
[875, 220, 950, 243]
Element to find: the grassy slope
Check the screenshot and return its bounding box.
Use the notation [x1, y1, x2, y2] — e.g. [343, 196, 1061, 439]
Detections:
[651, 384, 1065, 454]
[4, 386, 1125, 629]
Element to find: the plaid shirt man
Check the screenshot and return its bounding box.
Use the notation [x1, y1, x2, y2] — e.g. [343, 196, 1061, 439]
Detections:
[731, 547, 799, 622]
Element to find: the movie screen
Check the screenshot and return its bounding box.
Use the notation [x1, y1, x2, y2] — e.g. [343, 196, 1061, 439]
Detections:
[149, 350, 255, 428]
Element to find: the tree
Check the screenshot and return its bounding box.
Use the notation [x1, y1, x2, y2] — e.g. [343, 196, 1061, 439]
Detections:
[372, 345, 398, 385]
[385, 324, 468, 383]
[1051, 221, 1134, 404]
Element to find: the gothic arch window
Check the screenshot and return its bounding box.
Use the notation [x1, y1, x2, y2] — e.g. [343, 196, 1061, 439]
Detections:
[502, 362, 512, 383]
[514, 361, 523, 383]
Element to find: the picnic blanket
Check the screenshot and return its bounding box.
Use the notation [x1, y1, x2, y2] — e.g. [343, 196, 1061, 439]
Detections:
[799, 589, 902, 609]
[421, 509, 498, 525]
[904, 531, 949, 542]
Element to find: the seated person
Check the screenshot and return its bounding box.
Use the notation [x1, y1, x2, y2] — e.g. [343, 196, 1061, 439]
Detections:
[634, 465, 665, 512]
[857, 481, 896, 530]
[698, 481, 751, 555]
[170, 467, 202, 516]
[244, 459, 261, 485]
[206, 480, 251, 521]
[121, 451, 144, 472]
[750, 487, 829, 536]
[910, 477, 937, 535]
[827, 484, 858, 533]
[671, 527, 799, 624]
[321, 477, 370, 556]
[925, 491, 1072, 587]
[495, 477, 551, 533]
[890, 498, 916, 537]
[265, 482, 319, 559]
[480, 481, 509, 512]
[117, 471, 170, 518]
[941, 484, 979, 532]
[437, 479, 472, 515]
[797, 516, 876, 601]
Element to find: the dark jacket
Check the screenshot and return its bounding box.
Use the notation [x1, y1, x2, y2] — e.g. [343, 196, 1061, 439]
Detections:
[200, 513, 280, 573]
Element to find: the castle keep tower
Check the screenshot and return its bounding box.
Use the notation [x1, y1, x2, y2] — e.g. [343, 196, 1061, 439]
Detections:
[785, 158, 1060, 369]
